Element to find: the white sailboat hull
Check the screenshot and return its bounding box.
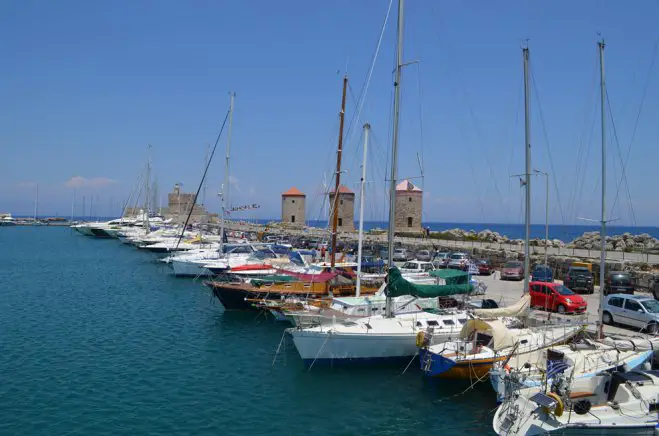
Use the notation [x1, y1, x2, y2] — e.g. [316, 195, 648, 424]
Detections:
[171, 259, 212, 277]
[290, 330, 426, 364]
[289, 312, 467, 365]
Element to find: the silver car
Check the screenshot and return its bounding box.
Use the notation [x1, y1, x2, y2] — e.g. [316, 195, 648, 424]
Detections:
[416, 250, 432, 262]
[602, 294, 659, 333]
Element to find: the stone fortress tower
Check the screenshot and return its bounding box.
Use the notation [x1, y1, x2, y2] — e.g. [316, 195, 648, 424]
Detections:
[281, 187, 305, 226]
[328, 185, 355, 232]
[395, 179, 423, 233]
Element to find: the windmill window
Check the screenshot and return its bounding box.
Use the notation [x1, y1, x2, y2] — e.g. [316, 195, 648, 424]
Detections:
[409, 197, 412, 202]
[340, 200, 344, 205]
[291, 215, 296, 223]
[408, 217, 413, 227]
[338, 218, 343, 227]
[292, 199, 295, 203]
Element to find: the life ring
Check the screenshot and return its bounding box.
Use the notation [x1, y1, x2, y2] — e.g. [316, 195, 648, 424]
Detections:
[416, 331, 425, 348]
[504, 364, 511, 374]
[545, 392, 564, 417]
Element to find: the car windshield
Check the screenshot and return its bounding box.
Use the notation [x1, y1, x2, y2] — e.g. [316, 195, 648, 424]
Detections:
[395, 249, 405, 254]
[534, 267, 550, 274]
[435, 253, 448, 259]
[555, 285, 575, 296]
[401, 262, 417, 269]
[504, 262, 520, 268]
[479, 260, 488, 264]
[611, 274, 631, 286]
[641, 300, 659, 313]
[570, 267, 590, 275]
[451, 254, 465, 260]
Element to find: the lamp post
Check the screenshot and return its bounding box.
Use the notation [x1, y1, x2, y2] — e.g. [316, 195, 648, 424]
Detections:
[533, 169, 549, 266]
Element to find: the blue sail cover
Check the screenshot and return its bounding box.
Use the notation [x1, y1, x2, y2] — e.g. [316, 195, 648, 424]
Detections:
[385, 267, 473, 298]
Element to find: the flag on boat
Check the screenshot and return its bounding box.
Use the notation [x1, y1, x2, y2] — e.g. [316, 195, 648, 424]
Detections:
[546, 359, 569, 378]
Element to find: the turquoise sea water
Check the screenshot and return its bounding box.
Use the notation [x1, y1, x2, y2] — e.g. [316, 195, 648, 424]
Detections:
[0, 227, 497, 435]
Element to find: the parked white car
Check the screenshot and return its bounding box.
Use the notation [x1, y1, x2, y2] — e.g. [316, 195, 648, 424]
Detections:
[603, 294, 659, 333]
[399, 260, 435, 274]
[447, 252, 470, 270]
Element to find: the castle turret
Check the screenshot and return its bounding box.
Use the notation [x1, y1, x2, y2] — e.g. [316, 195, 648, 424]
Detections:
[281, 187, 305, 226]
[395, 179, 422, 233]
[328, 185, 355, 231]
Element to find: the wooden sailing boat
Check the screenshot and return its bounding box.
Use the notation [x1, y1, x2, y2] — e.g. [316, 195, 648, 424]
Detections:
[204, 77, 380, 311]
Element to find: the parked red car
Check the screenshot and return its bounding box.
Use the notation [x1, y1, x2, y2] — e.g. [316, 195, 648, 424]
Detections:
[529, 281, 587, 314]
[477, 259, 492, 275]
[502, 261, 524, 281]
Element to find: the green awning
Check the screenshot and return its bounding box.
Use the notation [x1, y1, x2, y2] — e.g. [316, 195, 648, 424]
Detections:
[429, 269, 470, 281]
[385, 267, 473, 298]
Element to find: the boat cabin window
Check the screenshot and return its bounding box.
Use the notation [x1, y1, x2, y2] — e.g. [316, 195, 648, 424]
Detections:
[422, 263, 433, 272]
[230, 246, 253, 254]
[427, 320, 440, 326]
[520, 339, 529, 345]
[458, 318, 467, 325]
[443, 320, 455, 326]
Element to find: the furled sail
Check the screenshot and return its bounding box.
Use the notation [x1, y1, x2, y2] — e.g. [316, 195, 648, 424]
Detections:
[473, 294, 530, 318]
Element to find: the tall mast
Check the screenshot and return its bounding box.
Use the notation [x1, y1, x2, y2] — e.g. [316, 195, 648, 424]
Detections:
[34, 183, 39, 223]
[144, 145, 151, 232]
[385, 0, 405, 318]
[356, 123, 370, 297]
[71, 188, 76, 223]
[330, 75, 348, 270]
[598, 40, 607, 339]
[219, 93, 235, 253]
[203, 143, 210, 208]
[522, 47, 532, 294]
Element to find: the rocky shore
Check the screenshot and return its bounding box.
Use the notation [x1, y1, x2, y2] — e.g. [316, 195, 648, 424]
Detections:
[423, 228, 659, 252]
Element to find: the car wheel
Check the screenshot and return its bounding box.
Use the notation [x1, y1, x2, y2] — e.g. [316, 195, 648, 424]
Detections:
[602, 311, 613, 325]
[556, 305, 566, 314]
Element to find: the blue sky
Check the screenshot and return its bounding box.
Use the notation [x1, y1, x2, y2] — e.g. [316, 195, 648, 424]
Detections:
[1, 0, 658, 225]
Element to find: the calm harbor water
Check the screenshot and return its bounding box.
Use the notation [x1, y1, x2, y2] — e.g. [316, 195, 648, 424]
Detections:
[0, 227, 496, 435]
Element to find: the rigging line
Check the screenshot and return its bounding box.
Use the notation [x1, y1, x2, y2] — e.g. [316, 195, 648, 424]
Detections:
[458, 77, 506, 211]
[346, 83, 367, 181]
[427, 4, 505, 213]
[566, 58, 599, 221]
[571, 91, 598, 223]
[529, 67, 566, 225]
[605, 89, 637, 225]
[175, 108, 230, 250]
[506, 69, 524, 197]
[610, 36, 658, 222]
[344, 0, 394, 145]
[415, 62, 425, 193]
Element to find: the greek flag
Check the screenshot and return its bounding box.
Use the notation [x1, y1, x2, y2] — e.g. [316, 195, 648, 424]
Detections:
[546, 359, 569, 378]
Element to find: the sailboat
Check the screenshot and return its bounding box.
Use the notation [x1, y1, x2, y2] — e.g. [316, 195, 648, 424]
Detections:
[417, 46, 584, 380]
[205, 78, 385, 309]
[288, 0, 485, 365]
[492, 41, 659, 435]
